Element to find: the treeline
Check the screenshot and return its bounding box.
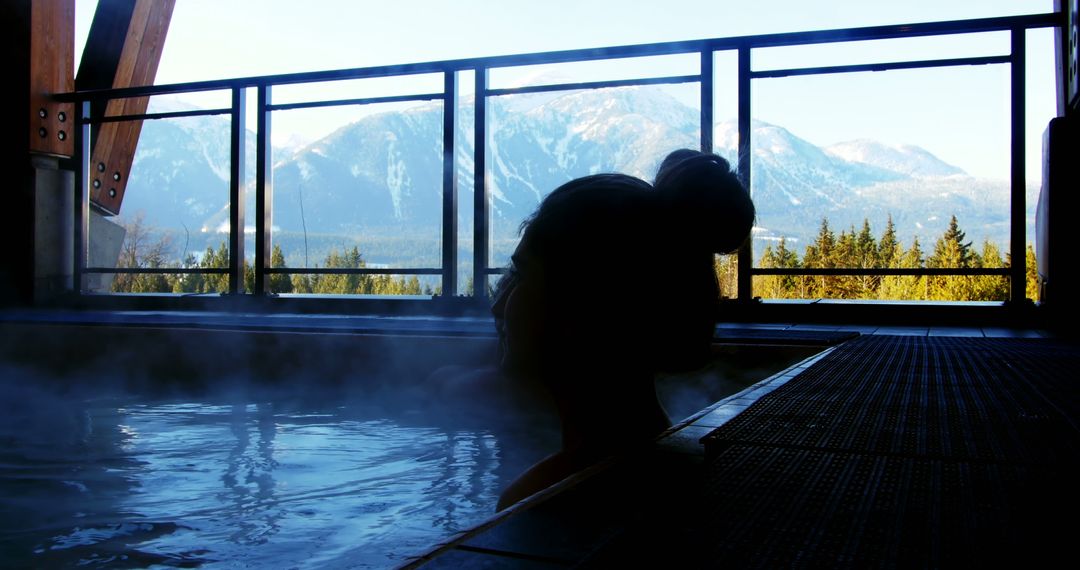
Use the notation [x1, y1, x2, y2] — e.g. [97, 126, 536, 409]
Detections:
[111, 216, 430, 295]
[754, 214, 1038, 301]
[110, 213, 1039, 301]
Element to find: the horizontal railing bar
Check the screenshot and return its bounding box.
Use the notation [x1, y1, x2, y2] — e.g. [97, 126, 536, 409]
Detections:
[84, 267, 230, 274]
[728, 12, 1058, 49]
[455, 266, 990, 277]
[752, 267, 1011, 276]
[85, 266, 1014, 282]
[269, 92, 446, 112]
[487, 74, 700, 97]
[751, 54, 1011, 78]
[54, 13, 1058, 104]
[263, 267, 444, 275]
[85, 107, 233, 124]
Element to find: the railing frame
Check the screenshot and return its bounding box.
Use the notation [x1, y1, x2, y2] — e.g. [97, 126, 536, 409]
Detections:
[57, 12, 1062, 314]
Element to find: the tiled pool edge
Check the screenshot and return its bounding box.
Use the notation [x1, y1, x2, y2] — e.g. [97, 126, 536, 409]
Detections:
[400, 344, 840, 568]
[656, 345, 838, 454]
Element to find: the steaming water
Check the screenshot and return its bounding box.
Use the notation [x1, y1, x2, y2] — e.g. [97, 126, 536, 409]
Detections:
[0, 399, 535, 569]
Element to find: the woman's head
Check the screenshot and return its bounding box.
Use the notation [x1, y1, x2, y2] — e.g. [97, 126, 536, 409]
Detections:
[491, 151, 754, 380]
[653, 149, 755, 255]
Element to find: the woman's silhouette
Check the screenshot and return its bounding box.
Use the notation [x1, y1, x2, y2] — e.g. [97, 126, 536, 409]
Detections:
[492, 149, 755, 510]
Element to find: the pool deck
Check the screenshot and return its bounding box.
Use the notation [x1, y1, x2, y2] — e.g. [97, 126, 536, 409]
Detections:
[404, 325, 1080, 568]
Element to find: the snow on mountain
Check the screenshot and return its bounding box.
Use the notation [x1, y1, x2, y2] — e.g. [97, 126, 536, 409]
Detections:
[825, 139, 966, 178]
[276, 133, 314, 158]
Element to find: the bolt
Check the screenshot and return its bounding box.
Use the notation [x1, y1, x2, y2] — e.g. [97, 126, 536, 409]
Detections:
[57, 130, 66, 141]
[57, 112, 67, 122]
[97, 162, 106, 172]
[38, 127, 47, 138]
[38, 108, 47, 119]
[108, 188, 117, 198]
[93, 180, 101, 189]
[112, 172, 121, 181]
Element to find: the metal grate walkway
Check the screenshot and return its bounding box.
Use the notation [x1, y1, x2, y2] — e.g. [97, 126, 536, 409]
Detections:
[699, 335, 1080, 567]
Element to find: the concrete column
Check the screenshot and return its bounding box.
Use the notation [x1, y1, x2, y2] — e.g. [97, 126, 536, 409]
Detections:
[31, 155, 126, 300]
[87, 207, 125, 293]
[32, 155, 73, 302]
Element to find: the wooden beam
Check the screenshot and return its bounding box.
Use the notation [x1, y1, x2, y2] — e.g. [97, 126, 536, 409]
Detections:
[76, 0, 175, 215]
[29, 0, 75, 158]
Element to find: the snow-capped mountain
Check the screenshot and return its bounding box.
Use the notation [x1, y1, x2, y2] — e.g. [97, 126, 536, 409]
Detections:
[119, 86, 1027, 265]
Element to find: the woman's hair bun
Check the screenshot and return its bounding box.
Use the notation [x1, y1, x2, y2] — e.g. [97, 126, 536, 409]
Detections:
[653, 149, 755, 255]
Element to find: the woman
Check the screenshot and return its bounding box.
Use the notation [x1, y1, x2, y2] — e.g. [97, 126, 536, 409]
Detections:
[491, 149, 755, 510]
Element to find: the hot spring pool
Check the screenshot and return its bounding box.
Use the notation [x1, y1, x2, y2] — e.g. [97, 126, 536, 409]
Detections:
[0, 321, 822, 568]
[0, 397, 551, 569]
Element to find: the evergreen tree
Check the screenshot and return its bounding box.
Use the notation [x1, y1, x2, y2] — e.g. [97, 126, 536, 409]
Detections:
[314, 250, 345, 294]
[836, 227, 857, 266]
[343, 246, 366, 294]
[835, 227, 859, 298]
[269, 244, 293, 294]
[856, 219, 877, 266]
[757, 238, 800, 299]
[928, 216, 975, 300]
[932, 215, 973, 266]
[292, 273, 314, 294]
[880, 237, 925, 300]
[775, 238, 802, 298]
[853, 218, 880, 298]
[972, 240, 1008, 301]
[802, 218, 836, 298]
[173, 253, 204, 293]
[877, 215, 900, 269]
[243, 259, 255, 294]
[758, 244, 779, 299]
[201, 242, 230, 293]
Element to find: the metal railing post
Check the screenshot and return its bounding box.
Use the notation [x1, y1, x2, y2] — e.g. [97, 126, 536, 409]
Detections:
[473, 68, 490, 300]
[229, 87, 247, 295]
[1009, 29, 1027, 304]
[737, 45, 753, 302]
[255, 85, 273, 295]
[701, 50, 714, 154]
[442, 71, 459, 297]
[74, 100, 91, 294]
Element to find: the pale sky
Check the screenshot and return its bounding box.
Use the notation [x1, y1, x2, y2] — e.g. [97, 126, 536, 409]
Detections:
[75, 0, 1059, 180]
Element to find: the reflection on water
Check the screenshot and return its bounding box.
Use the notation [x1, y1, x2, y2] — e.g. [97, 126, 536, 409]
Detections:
[0, 399, 517, 568]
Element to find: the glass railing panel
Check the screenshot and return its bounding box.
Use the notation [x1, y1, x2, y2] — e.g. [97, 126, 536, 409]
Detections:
[750, 63, 1012, 301]
[455, 70, 477, 297]
[1026, 27, 1058, 302]
[269, 101, 443, 295]
[89, 94, 237, 294]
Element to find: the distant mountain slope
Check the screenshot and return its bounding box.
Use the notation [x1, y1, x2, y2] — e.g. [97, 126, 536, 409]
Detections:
[120, 86, 1024, 264]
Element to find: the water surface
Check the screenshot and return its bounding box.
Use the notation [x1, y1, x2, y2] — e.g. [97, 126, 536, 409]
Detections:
[1, 399, 537, 568]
